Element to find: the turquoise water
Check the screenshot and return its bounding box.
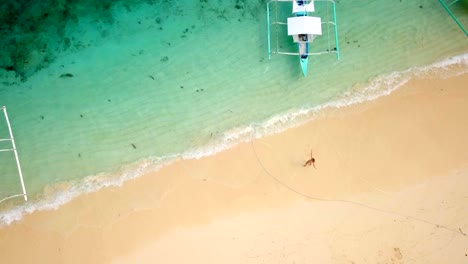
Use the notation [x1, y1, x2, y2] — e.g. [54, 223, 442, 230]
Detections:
[0, 0, 467, 222]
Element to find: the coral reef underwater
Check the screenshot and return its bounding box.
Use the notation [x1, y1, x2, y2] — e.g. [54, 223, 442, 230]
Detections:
[0, 0, 264, 82]
[0, 0, 155, 80]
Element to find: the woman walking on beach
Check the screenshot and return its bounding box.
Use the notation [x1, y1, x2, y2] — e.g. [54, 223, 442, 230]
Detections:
[303, 149, 316, 168]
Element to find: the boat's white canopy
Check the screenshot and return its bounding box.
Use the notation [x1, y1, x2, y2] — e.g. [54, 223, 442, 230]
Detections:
[292, 0, 315, 13]
[287, 16, 322, 36]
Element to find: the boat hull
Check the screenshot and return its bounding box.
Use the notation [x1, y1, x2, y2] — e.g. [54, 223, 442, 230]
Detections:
[300, 57, 308, 76]
[298, 42, 309, 76]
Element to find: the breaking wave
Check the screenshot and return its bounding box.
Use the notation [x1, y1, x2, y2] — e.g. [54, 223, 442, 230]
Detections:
[1, 53, 467, 226]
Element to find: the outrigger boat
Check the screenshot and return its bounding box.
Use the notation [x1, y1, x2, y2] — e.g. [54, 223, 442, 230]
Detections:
[267, 0, 340, 76]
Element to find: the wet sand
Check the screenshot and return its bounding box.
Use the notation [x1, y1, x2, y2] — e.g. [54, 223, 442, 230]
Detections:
[1, 72, 468, 263]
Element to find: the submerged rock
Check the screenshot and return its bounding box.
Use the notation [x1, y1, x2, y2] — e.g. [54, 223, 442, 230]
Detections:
[59, 73, 74, 78]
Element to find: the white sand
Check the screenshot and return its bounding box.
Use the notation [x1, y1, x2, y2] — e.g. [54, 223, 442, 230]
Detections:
[0, 72, 467, 264]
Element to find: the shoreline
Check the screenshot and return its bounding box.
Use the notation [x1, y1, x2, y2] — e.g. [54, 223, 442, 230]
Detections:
[1, 53, 467, 223]
[1, 70, 468, 263]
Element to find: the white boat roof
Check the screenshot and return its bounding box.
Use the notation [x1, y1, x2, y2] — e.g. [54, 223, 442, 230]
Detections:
[292, 0, 315, 13]
[287, 16, 322, 35]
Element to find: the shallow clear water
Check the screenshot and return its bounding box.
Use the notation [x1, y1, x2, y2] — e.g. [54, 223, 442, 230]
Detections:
[0, 0, 467, 219]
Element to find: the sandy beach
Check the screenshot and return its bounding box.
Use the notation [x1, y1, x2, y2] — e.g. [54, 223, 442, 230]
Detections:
[1, 71, 468, 263]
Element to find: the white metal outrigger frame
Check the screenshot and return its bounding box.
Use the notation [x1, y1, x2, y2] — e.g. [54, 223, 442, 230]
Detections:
[0, 106, 27, 203]
[266, 0, 340, 59]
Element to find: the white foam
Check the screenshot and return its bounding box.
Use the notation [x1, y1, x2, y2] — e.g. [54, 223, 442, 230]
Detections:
[1, 53, 467, 226]
[0, 156, 176, 225]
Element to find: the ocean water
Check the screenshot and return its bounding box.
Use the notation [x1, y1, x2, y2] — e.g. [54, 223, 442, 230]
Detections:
[0, 0, 467, 224]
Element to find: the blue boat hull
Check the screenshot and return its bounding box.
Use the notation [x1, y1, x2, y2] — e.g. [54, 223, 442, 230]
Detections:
[299, 42, 309, 76]
[300, 56, 308, 76]
[295, 2, 311, 76]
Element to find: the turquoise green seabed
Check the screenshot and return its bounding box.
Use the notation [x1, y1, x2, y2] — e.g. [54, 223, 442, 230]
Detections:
[0, 0, 467, 220]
